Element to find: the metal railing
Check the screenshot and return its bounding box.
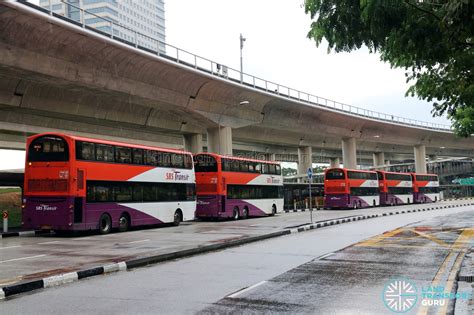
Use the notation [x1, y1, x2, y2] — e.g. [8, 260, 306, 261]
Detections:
[24, 0, 452, 131]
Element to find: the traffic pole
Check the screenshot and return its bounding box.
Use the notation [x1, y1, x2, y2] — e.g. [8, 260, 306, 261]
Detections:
[309, 181, 312, 223]
[3, 210, 8, 233]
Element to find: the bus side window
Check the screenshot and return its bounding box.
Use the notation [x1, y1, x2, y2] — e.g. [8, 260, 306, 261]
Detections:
[96, 144, 114, 162]
[255, 163, 262, 174]
[77, 142, 95, 160]
[249, 162, 255, 173]
[133, 149, 144, 165]
[276, 165, 281, 175]
[240, 161, 249, 172]
[262, 164, 269, 174]
[184, 155, 193, 169]
[172, 154, 184, 168]
[269, 164, 276, 175]
[231, 160, 239, 172]
[116, 147, 132, 164]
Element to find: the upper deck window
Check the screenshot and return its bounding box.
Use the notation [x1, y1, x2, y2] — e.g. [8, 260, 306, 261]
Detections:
[28, 136, 69, 162]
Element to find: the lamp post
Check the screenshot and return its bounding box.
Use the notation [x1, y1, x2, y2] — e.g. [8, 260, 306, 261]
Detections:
[217, 101, 249, 155]
[240, 33, 246, 83]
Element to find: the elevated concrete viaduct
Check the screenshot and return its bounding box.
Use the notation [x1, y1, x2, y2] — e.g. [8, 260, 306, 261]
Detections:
[0, 1, 473, 175]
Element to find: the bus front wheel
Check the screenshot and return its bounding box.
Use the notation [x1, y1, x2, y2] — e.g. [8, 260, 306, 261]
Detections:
[232, 207, 240, 220]
[99, 213, 112, 234]
[173, 209, 182, 226]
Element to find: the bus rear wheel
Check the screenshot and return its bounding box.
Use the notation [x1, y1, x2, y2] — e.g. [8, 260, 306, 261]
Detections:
[118, 213, 130, 232]
[99, 213, 112, 234]
[173, 210, 182, 226]
[242, 207, 249, 219]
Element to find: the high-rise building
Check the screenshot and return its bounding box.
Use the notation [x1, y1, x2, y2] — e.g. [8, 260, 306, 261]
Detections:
[39, 0, 166, 53]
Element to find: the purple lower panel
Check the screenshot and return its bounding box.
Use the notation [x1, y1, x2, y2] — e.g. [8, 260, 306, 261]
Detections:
[23, 196, 73, 231]
[84, 203, 164, 231]
[324, 194, 349, 209]
[23, 196, 163, 231]
[413, 193, 438, 203]
[380, 193, 410, 206]
[225, 199, 268, 217]
[324, 194, 372, 209]
[196, 195, 268, 219]
[196, 195, 221, 218]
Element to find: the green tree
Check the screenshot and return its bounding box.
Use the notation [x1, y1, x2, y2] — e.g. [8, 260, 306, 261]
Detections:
[304, 0, 473, 137]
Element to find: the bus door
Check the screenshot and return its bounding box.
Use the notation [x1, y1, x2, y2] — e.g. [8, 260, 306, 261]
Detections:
[221, 176, 226, 212]
[74, 168, 85, 224]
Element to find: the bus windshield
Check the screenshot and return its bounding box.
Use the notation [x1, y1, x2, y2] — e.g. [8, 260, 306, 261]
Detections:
[28, 136, 69, 162]
[325, 169, 345, 180]
[194, 155, 218, 172]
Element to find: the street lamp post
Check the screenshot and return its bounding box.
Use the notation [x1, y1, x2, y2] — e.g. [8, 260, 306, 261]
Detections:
[240, 33, 246, 83]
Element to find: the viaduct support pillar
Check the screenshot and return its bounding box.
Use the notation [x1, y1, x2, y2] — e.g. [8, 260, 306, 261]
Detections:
[329, 157, 340, 168]
[342, 137, 357, 169]
[414, 144, 427, 173]
[183, 134, 203, 154]
[207, 127, 233, 155]
[297, 146, 312, 182]
[373, 152, 385, 169]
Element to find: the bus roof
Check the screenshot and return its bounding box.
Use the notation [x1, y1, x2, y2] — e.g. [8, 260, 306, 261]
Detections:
[194, 152, 280, 165]
[324, 167, 376, 173]
[28, 133, 192, 156]
[376, 170, 411, 176]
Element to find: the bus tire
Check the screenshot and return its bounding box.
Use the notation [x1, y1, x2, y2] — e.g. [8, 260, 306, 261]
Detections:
[99, 213, 112, 234]
[242, 207, 249, 219]
[173, 209, 182, 226]
[118, 212, 130, 232]
[270, 204, 277, 216]
[232, 207, 240, 220]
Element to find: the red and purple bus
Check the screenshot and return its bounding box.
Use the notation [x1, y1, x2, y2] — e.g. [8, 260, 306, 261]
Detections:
[194, 153, 283, 219]
[324, 168, 379, 209]
[411, 173, 440, 203]
[22, 133, 196, 234]
[377, 171, 413, 206]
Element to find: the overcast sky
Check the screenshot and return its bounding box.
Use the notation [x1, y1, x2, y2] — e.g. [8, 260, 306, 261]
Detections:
[0, 0, 451, 170]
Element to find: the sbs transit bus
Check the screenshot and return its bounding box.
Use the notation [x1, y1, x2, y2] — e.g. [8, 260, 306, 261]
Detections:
[411, 173, 440, 203]
[23, 133, 196, 234]
[377, 171, 413, 206]
[194, 153, 284, 219]
[324, 168, 379, 209]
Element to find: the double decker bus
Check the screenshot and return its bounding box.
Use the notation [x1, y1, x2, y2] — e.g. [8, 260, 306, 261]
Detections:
[411, 173, 440, 203]
[324, 168, 379, 209]
[194, 153, 283, 219]
[377, 171, 413, 206]
[23, 133, 196, 234]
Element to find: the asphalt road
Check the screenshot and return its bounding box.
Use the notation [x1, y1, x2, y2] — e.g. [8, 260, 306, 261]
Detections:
[0, 200, 470, 288]
[1, 204, 472, 314]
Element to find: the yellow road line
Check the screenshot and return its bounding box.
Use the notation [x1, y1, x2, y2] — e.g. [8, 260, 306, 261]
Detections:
[356, 228, 404, 247]
[411, 230, 451, 248]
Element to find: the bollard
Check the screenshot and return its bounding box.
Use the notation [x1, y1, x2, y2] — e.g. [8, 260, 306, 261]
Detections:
[2, 210, 8, 233]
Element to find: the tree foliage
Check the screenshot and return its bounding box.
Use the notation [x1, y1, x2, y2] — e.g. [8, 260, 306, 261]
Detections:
[304, 0, 473, 136]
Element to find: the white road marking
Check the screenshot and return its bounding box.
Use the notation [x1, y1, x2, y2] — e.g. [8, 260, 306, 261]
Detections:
[126, 239, 150, 244]
[318, 252, 334, 260]
[0, 254, 47, 264]
[0, 245, 22, 250]
[228, 281, 267, 298]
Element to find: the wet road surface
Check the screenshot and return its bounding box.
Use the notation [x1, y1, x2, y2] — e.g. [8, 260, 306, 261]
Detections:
[0, 200, 469, 288]
[201, 210, 474, 314]
[1, 204, 472, 313]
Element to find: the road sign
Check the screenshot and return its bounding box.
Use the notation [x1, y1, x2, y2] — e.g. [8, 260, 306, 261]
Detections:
[2, 211, 8, 219]
[307, 167, 313, 179]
